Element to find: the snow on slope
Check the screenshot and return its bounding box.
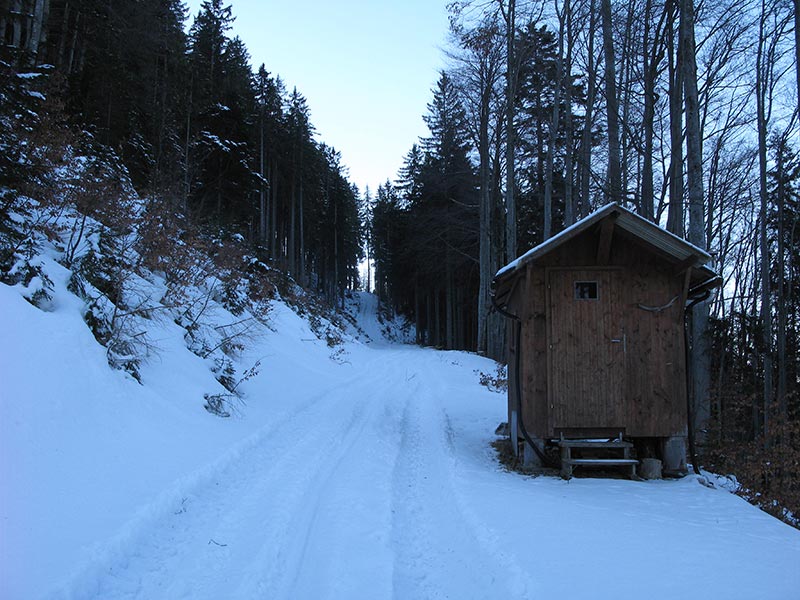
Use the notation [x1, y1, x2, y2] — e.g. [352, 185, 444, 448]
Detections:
[2, 271, 799, 600]
[0, 256, 342, 599]
[341, 290, 415, 345]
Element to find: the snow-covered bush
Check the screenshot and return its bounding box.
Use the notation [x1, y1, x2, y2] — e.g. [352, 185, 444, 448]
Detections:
[2, 257, 54, 309]
[204, 359, 261, 417]
[1, 60, 361, 415]
[67, 231, 161, 383]
[476, 365, 508, 394]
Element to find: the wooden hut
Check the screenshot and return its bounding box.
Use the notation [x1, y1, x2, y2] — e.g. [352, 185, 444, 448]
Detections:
[492, 203, 720, 476]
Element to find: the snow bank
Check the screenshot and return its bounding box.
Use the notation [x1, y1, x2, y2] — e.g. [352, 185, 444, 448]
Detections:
[0, 255, 342, 599]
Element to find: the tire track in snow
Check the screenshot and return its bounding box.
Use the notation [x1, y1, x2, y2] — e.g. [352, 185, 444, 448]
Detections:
[420, 352, 537, 596]
[48, 346, 533, 600]
[430, 366, 538, 599]
[389, 351, 523, 600]
[48, 356, 394, 600]
[261, 369, 406, 599]
[213, 357, 409, 599]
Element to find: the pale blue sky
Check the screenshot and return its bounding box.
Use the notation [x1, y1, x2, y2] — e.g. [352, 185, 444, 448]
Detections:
[184, 0, 450, 194]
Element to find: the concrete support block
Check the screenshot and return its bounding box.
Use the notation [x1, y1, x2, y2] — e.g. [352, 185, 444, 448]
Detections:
[640, 458, 663, 480]
[662, 436, 687, 474]
[523, 437, 545, 469]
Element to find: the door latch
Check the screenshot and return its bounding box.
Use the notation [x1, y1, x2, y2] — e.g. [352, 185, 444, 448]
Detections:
[611, 334, 627, 353]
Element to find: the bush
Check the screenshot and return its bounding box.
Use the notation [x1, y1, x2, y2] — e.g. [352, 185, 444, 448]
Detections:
[705, 397, 800, 528]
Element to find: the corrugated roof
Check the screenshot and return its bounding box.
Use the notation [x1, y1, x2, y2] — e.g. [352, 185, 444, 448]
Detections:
[495, 203, 716, 282]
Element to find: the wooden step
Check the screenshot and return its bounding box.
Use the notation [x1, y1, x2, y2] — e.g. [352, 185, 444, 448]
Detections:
[558, 440, 633, 449]
[558, 439, 638, 479]
[560, 457, 639, 479]
[564, 458, 639, 466]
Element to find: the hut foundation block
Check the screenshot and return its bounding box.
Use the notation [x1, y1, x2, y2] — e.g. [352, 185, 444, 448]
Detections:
[640, 458, 663, 479]
[662, 436, 687, 474]
[523, 438, 545, 468]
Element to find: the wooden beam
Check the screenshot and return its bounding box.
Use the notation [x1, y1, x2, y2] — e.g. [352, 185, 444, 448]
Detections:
[505, 275, 521, 313]
[678, 266, 693, 321]
[672, 255, 700, 276]
[596, 213, 618, 265]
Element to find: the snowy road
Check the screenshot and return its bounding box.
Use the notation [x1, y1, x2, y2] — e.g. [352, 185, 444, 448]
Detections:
[3, 285, 798, 600]
[45, 343, 800, 600]
[55, 347, 527, 600]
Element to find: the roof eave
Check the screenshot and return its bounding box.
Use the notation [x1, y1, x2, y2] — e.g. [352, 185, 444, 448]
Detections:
[494, 203, 716, 284]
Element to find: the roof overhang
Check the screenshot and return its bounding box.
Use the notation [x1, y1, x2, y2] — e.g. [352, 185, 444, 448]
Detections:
[493, 203, 719, 302]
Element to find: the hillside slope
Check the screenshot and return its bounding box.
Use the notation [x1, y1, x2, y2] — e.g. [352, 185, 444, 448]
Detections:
[1, 269, 799, 599]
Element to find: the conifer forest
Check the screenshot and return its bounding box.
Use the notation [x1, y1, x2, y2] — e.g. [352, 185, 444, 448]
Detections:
[1, 0, 799, 520]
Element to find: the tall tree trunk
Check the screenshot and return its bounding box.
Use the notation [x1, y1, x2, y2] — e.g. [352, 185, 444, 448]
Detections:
[259, 108, 266, 245]
[65, 8, 80, 73]
[641, 0, 664, 222]
[445, 210, 455, 349]
[265, 161, 272, 251]
[38, 0, 50, 63]
[579, 0, 597, 218]
[289, 176, 296, 275]
[794, 0, 800, 116]
[563, 0, 575, 226]
[681, 0, 710, 451]
[502, 0, 518, 261]
[544, 0, 568, 240]
[748, 258, 762, 438]
[477, 61, 492, 353]
[775, 138, 787, 418]
[270, 160, 278, 259]
[414, 281, 421, 344]
[56, 0, 70, 69]
[446, 262, 455, 349]
[756, 0, 773, 444]
[536, 89, 545, 221]
[299, 180, 305, 284]
[490, 131, 507, 360]
[10, 0, 22, 48]
[619, 2, 636, 206]
[434, 289, 442, 347]
[600, 0, 622, 204]
[28, 0, 49, 60]
[366, 227, 371, 293]
[333, 199, 339, 303]
[666, 0, 684, 236]
[681, 0, 703, 245]
[216, 178, 222, 220]
[425, 289, 432, 345]
[184, 74, 193, 213]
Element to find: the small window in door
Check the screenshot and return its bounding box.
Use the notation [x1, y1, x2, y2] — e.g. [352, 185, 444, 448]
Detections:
[574, 281, 598, 300]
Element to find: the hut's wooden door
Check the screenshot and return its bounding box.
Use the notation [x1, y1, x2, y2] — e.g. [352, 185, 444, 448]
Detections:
[547, 268, 626, 433]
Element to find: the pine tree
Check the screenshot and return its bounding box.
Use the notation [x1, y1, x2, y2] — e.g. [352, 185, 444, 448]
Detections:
[382, 72, 478, 349]
[395, 144, 424, 205]
[187, 2, 257, 226]
[514, 22, 588, 250]
[286, 88, 314, 278]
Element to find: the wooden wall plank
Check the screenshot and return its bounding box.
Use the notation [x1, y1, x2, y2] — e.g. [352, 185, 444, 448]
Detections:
[547, 268, 625, 433]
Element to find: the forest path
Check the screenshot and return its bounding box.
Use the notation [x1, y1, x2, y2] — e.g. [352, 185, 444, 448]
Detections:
[46, 342, 800, 600]
[57, 345, 531, 600]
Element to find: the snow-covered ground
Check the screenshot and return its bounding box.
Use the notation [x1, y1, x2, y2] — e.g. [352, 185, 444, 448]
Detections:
[342, 291, 415, 345]
[2, 272, 799, 600]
